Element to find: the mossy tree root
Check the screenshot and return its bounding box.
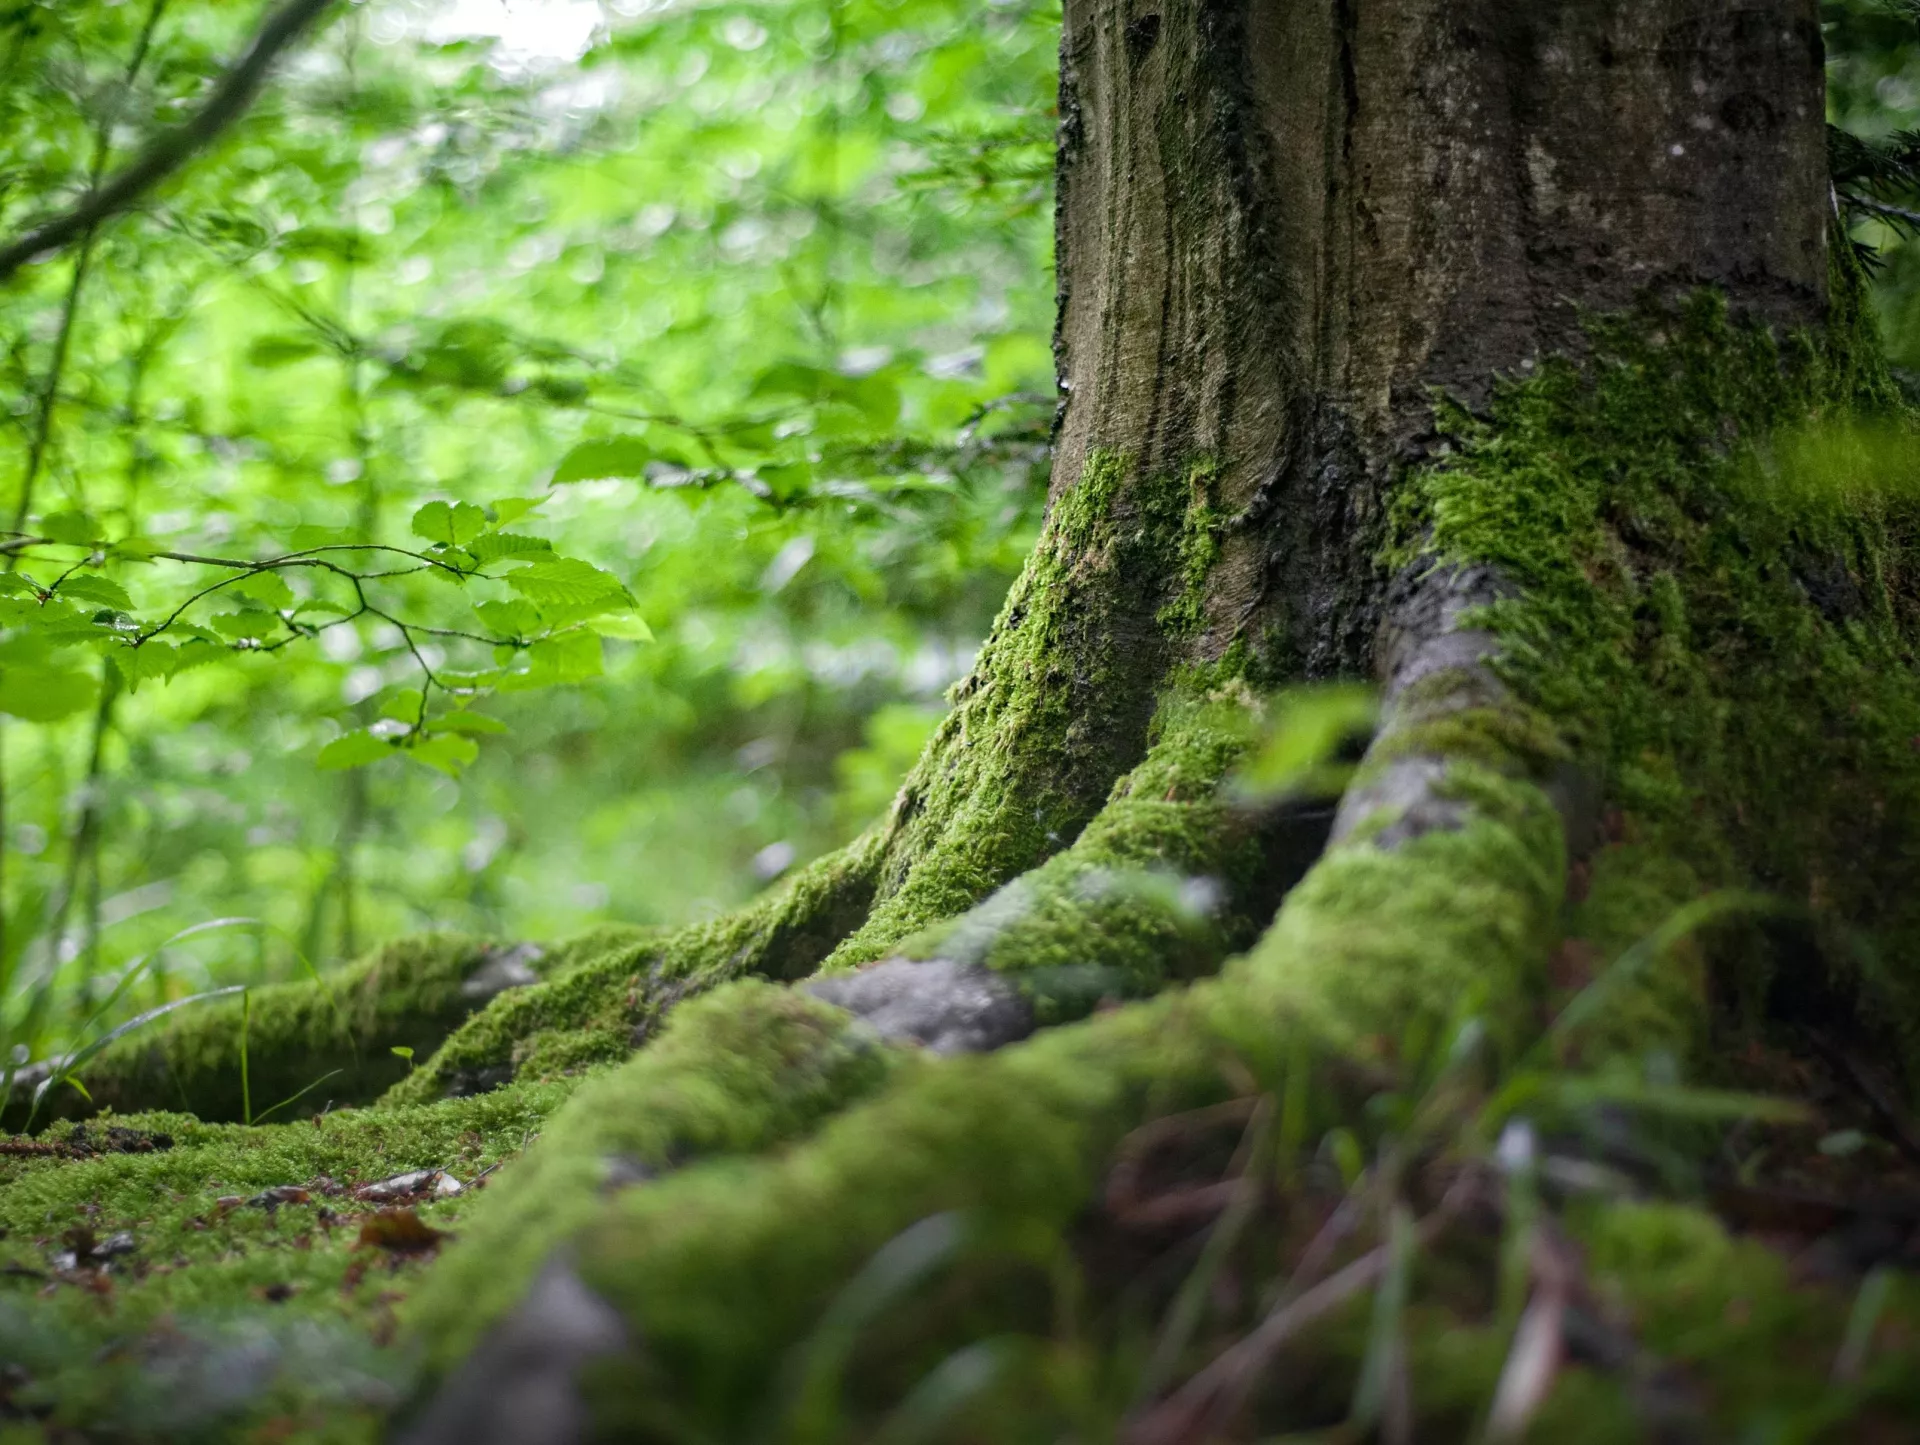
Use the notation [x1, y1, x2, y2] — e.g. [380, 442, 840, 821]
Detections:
[3, 933, 550, 1130]
[399, 573, 1581, 1438]
[806, 693, 1334, 1054]
[382, 830, 888, 1107]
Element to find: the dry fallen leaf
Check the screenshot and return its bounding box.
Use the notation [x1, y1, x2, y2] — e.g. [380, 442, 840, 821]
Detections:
[355, 1207, 449, 1255]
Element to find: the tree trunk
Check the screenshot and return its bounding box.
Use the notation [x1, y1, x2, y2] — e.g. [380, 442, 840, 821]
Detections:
[22, 4, 1920, 1439]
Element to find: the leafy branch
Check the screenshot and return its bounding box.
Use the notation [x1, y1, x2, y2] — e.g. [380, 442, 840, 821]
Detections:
[0, 497, 648, 778]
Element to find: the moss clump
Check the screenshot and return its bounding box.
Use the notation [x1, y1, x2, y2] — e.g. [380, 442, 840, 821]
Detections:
[7, 933, 556, 1131]
[885, 693, 1320, 1023]
[405, 980, 906, 1367]
[383, 832, 885, 1106]
[0, 1076, 580, 1440]
[821, 449, 1229, 969]
[1393, 285, 1920, 1054]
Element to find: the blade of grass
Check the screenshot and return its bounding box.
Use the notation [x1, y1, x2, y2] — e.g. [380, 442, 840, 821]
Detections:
[29, 984, 244, 1121]
[251, 1066, 345, 1125]
[239, 987, 252, 1126]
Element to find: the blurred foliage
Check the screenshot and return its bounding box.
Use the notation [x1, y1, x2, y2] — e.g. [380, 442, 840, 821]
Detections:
[0, 0, 1057, 1057]
[1830, 0, 1920, 370]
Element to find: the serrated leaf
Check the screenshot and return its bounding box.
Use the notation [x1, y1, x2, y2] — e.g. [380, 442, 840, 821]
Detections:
[38, 511, 95, 546]
[591, 613, 654, 641]
[0, 663, 98, 721]
[56, 575, 133, 611]
[468, 532, 552, 563]
[502, 555, 629, 611]
[291, 598, 352, 619]
[489, 497, 548, 528]
[411, 500, 488, 548]
[474, 599, 542, 637]
[316, 730, 395, 770]
[427, 711, 508, 736]
[498, 631, 602, 690]
[408, 733, 479, 777]
[379, 688, 426, 724]
[210, 610, 280, 641]
[231, 572, 294, 609]
[0, 573, 39, 597]
[112, 642, 180, 692]
[552, 436, 653, 485]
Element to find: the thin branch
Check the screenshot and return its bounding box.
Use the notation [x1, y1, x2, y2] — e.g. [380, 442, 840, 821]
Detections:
[0, 0, 340, 286]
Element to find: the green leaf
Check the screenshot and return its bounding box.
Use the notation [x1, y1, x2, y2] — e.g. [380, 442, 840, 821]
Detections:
[38, 511, 95, 546]
[498, 631, 602, 690]
[379, 688, 426, 723]
[1234, 685, 1379, 800]
[502, 555, 630, 611]
[409, 733, 479, 777]
[290, 524, 356, 550]
[468, 532, 553, 562]
[112, 643, 180, 692]
[291, 598, 353, 619]
[489, 497, 548, 528]
[0, 663, 98, 721]
[750, 361, 836, 402]
[475, 598, 542, 636]
[428, 711, 508, 736]
[316, 729, 395, 769]
[591, 612, 654, 641]
[247, 333, 328, 368]
[231, 572, 294, 609]
[755, 461, 813, 500]
[210, 610, 281, 641]
[0, 573, 39, 597]
[411, 500, 489, 548]
[55, 576, 132, 610]
[552, 435, 653, 485]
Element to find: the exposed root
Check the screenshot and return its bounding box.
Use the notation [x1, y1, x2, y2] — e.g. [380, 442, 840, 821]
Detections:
[382, 830, 888, 1105]
[3, 934, 549, 1129]
[808, 696, 1332, 1055]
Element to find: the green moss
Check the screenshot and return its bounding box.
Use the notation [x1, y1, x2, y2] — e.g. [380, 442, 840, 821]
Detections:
[1392, 283, 1920, 1054]
[0, 1076, 580, 1440]
[383, 832, 885, 1106]
[405, 980, 906, 1367]
[1249, 762, 1567, 1057]
[1567, 1200, 1920, 1434]
[887, 695, 1301, 1023]
[7, 933, 555, 1130]
[821, 449, 1228, 968]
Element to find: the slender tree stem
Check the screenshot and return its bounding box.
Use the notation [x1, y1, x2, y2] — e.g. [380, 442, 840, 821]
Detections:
[0, 0, 338, 285]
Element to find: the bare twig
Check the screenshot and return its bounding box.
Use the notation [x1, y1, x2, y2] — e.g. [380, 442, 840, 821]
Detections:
[0, 0, 340, 286]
